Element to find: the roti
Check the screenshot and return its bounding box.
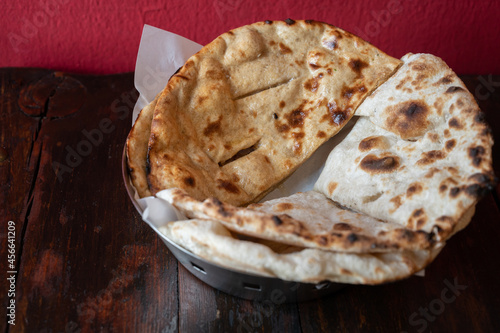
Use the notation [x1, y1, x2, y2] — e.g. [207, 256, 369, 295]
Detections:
[156, 188, 437, 253]
[126, 23, 495, 286]
[146, 19, 401, 205]
[155, 52, 493, 284]
[159, 218, 444, 284]
[126, 95, 159, 198]
[314, 53, 495, 241]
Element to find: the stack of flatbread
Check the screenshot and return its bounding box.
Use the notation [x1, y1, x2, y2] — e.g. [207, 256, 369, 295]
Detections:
[126, 20, 495, 284]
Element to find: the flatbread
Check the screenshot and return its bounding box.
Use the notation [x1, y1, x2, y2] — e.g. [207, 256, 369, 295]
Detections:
[126, 95, 159, 197]
[159, 219, 444, 284]
[147, 19, 401, 205]
[314, 53, 495, 241]
[127, 25, 495, 286]
[156, 189, 437, 252]
[155, 52, 493, 284]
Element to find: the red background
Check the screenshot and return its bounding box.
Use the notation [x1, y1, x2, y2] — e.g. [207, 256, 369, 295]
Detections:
[1, 0, 499, 75]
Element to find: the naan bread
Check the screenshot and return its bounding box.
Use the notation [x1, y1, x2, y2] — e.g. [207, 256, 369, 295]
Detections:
[315, 53, 495, 241]
[155, 52, 493, 285]
[126, 95, 159, 197]
[147, 19, 401, 205]
[157, 188, 437, 252]
[127, 24, 495, 286]
[159, 219, 444, 284]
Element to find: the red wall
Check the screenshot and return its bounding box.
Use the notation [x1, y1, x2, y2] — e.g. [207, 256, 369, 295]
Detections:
[2, 0, 499, 75]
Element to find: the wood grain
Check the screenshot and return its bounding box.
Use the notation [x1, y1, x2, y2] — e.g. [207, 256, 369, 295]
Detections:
[1, 69, 55, 333]
[1, 70, 499, 332]
[1, 69, 178, 333]
[299, 194, 500, 333]
[177, 263, 303, 332]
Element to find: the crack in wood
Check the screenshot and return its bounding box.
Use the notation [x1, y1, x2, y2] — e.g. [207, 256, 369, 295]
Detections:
[22, 140, 43, 232]
[18, 73, 86, 119]
[9, 140, 44, 332]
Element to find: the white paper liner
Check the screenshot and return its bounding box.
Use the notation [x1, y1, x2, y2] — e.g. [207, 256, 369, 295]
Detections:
[132, 24, 203, 124]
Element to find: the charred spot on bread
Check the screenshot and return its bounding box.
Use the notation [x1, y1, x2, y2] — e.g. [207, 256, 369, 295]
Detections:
[465, 184, 486, 197]
[448, 118, 462, 129]
[398, 229, 415, 240]
[216, 179, 240, 194]
[183, 176, 195, 187]
[446, 86, 464, 93]
[285, 107, 308, 128]
[272, 215, 283, 226]
[358, 136, 389, 152]
[275, 203, 293, 211]
[279, 42, 292, 54]
[322, 103, 349, 126]
[333, 223, 352, 231]
[468, 146, 485, 167]
[309, 62, 321, 70]
[360, 154, 400, 174]
[203, 115, 223, 137]
[474, 112, 487, 124]
[327, 182, 338, 195]
[385, 100, 430, 139]
[413, 209, 424, 217]
[342, 87, 354, 99]
[417, 150, 447, 165]
[468, 173, 495, 188]
[347, 233, 358, 243]
[304, 74, 323, 92]
[407, 183, 423, 197]
[449, 187, 461, 198]
[416, 218, 427, 228]
[348, 59, 369, 75]
[445, 139, 456, 151]
[208, 197, 233, 218]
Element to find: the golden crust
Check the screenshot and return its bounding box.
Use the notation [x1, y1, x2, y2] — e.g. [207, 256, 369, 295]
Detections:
[146, 20, 401, 205]
[126, 95, 159, 198]
[158, 188, 437, 253]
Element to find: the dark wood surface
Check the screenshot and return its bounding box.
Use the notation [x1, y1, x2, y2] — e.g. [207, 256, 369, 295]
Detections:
[1, 68, 499, 333]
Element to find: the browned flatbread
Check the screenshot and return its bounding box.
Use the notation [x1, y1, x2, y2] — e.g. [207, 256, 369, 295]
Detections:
[315, 53, 495, 241]
[155, 52, 494, 285]
[126, 95, 159, 197]
[157, 188, 436, 252]
[146, 19, 401, 205]
[159, 218, 444, 284]
[126, 23, 495, 286]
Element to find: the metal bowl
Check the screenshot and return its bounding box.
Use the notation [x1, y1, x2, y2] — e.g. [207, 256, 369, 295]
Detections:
[122, 146, 344, 302]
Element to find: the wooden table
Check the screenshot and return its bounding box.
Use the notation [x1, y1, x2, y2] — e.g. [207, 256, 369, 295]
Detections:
[1, 68, 499, 332]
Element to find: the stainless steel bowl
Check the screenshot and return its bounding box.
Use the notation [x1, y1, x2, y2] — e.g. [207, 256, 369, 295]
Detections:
[122, 147, 344, 302]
